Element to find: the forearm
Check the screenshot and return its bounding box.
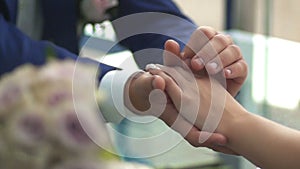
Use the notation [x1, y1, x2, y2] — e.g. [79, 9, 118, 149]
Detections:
[218, 95, 300, 169]
[0, 15, 78, 75]
[114, 0, 197, 52]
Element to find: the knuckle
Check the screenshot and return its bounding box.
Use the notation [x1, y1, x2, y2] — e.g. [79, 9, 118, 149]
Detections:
[224, 48, 239, 61]
[240, 60, 249, 73]
[214, 34, 230, 46]
[229, 45, 242, 57]
[197, 26, 216, 39]
[234, 62, 243, 72]
[225, 34, 234, 43]
[217, 55, 227, 67]
[234, 60, 248, 75]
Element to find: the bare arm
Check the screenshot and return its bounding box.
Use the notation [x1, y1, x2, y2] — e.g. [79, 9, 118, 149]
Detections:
[149, 65, 300, 169]
[220, 97, 300, 169]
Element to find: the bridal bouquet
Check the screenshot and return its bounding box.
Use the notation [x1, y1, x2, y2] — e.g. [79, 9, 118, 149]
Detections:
[0, 60, 152, 169]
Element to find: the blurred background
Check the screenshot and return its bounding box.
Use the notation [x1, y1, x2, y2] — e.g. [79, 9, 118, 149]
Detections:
[175, 0, 300, 41]
[83, 0, 300, 168]
[177, 1, 300, 169]
[177, 1, 300, 168]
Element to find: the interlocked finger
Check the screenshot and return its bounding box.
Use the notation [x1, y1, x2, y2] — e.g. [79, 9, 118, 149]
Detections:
[184, 26, 218, 59]
[192, 34, 234, 71]
[205, 44, 242, 74]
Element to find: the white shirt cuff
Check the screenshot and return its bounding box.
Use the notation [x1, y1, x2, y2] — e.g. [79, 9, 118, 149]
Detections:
[98, 69, 142, 124]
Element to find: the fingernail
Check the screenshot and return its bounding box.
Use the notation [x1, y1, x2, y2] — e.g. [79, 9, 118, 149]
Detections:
[195, 58, 204, 67]
[145, 64, 161, 71]
[225, 69, 232, 75]
[208, 62, 218, 70]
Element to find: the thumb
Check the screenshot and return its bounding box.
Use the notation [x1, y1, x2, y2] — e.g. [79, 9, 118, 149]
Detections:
[163, 40, 182, 66]
[164, 39, 181, 55]
[126, 72, 166, 114]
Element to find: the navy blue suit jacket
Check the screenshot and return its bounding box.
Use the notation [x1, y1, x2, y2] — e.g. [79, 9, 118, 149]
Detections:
[0, 0, 196, 78]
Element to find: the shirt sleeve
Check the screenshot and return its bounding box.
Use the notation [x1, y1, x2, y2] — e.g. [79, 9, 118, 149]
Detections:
[98, 69, 142, 124]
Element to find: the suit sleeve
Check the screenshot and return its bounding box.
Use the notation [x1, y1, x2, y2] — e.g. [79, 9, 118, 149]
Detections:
[0, 14, 134, 123]
[0, 14, 115, 80]
[113, 0, 197, 51]
[111, 0, 198, 67]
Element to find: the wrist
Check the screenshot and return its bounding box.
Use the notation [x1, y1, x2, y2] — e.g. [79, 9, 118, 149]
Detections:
[124, 72, 151, 114]
[98, 69, 141, 123]
[217, 93, 249, 138]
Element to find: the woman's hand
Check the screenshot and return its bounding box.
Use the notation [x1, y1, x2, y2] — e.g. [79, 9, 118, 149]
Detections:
[125, 70, 236, 154]
[164, 26, 248, 97]
[147, 64, 238, 155]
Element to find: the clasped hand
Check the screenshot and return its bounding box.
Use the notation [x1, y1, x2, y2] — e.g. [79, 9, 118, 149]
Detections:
[126, 26, 248, 154]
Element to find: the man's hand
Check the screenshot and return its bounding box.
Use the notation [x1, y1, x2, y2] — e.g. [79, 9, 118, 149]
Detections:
[123, 26, 246, 154]
[147, 64, 238, 155]
[125, 71, 236, 154]
[158, 26, 248, 154]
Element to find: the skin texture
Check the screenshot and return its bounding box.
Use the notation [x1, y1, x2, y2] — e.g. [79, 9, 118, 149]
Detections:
[173, 26, 248, 97]
[150, 65, 300, 169]
[126, 26, 248, 154]
[126, 70, 228, 149]
[127, 26, 300, 168]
